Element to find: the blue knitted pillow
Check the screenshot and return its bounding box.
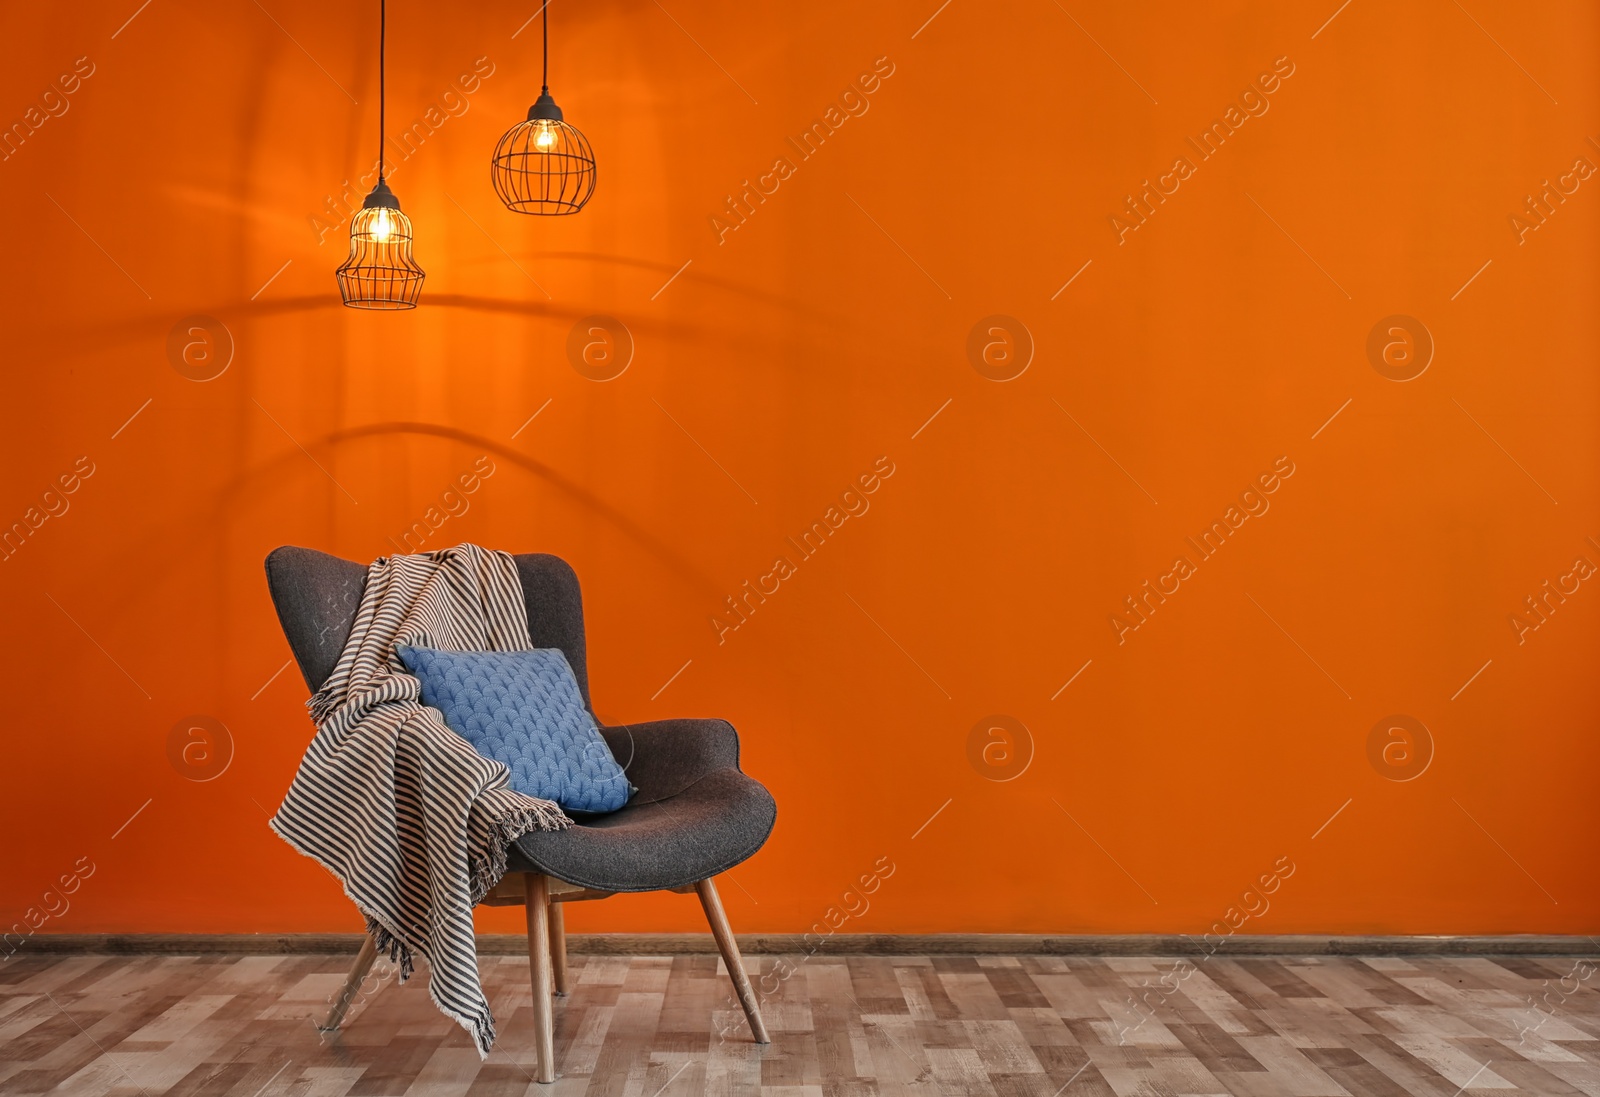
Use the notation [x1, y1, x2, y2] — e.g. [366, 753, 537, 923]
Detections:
[395, 645, 634, 814]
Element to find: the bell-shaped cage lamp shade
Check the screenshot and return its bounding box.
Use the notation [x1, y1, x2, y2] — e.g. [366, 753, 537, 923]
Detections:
[491, 92, 596, 215]
[336, 180, 425, 310]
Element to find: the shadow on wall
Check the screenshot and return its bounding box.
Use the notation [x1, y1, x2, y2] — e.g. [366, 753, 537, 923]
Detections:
[48, 277, 923, 626]
[69, 420, 724, 636]
[319, 421, 722, 597]
[51, 259, 914, 386]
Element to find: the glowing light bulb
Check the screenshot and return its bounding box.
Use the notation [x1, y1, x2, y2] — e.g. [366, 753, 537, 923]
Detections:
[533, 122, 558, 151]
[371, 208, 393, 242]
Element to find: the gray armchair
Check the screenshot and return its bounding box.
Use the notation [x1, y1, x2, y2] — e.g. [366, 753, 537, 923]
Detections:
[264, 547, 776, 1082]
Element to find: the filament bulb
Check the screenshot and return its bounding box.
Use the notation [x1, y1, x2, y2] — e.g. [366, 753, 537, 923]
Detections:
[533, 122, 558, 151]
[371, 208, 393, 242]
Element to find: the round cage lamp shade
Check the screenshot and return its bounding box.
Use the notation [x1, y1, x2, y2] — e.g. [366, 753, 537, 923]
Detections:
[491, 92, 596, 215]
[336, 180, 425, 310]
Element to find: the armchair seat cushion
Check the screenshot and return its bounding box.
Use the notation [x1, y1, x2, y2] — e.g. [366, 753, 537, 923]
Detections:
[506, 768, 776, 892]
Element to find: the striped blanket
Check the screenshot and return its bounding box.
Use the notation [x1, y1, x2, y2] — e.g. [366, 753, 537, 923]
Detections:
[270, 544, 570, 1056]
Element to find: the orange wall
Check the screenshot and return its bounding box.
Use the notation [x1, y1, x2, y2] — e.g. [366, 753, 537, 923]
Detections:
[3, 0, 1597, 942]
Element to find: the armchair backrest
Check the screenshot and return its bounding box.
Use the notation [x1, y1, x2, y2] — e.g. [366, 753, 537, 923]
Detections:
[263, 546, 593, 707]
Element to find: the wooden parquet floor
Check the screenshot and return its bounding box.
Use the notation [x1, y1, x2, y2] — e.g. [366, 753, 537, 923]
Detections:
[1, 951, 1598, 1096]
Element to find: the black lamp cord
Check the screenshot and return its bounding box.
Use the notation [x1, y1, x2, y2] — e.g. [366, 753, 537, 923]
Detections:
[378, 0, 386, 180]
[542, 1, 549, 95]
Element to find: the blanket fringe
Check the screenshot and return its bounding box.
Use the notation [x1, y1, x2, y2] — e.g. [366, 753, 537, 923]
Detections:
[363, 909, 499, 1055]
[307, 687, 338, 727]
[350, 793, 571, 973]
[362, 916, 416, 985]
[467, 799, 572, 906]
[274, 810, 504, 1057]
[357, 796, 568, 1058]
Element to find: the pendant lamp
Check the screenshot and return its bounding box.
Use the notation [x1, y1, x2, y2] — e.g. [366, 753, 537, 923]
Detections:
[337, 0, 424, 309]
[490, 3, 596, 215]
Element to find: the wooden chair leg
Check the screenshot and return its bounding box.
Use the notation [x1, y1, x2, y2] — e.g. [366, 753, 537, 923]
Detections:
[548, 901, 568, 996]
[523, 873, 557, 1084]
[695, 877, 770, 1044]
[320, 932, 378, 1032]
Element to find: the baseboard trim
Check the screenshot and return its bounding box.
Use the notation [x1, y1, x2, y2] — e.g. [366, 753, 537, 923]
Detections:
[13, 933, 1597, 957]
